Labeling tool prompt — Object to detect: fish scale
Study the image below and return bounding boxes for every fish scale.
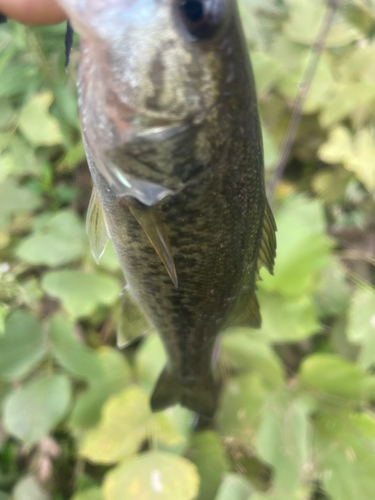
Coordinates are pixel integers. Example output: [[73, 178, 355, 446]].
[[57, 0, 276, 416]]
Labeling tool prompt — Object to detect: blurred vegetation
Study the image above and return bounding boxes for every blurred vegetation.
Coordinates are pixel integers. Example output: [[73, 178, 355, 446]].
[[1, 0, 375, 499]]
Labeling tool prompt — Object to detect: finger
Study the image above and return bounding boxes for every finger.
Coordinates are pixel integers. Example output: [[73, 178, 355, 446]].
[[0, 0, 66, 25]]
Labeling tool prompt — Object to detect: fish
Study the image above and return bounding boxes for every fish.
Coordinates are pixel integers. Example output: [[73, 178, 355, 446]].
[[57, 0, 276, 417]]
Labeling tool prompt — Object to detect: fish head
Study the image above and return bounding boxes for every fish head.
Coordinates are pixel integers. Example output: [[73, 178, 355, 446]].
[[58, 0, 243, 205]]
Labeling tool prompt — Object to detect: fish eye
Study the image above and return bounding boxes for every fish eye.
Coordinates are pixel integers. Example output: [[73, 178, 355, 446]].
[[177, 0, 227, 40]]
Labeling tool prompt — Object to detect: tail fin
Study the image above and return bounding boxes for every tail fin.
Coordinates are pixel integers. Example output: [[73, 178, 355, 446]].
[[150, 367, 217, 417]]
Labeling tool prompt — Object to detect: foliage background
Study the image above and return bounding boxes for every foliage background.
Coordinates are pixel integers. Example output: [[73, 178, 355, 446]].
[[1, 0, 375, 498]]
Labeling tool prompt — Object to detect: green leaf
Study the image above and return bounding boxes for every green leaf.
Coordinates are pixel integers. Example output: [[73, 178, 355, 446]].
[[135, 333, 167, 394], [80, 386, 185, 464], [260, 197, 332, 296], [4, 374, 71, 446], [0, 176, 42, 229], [258, 290, 319, 342], [252, 52, 283, 96], [314, 411, 375, 500], [0, 304, 9, 336], [188, 431, 229, 500], [347, 288, 375, 369], [251, 493, 306, 500], [217, 374, 271, 448], [256, 393, 310, 491], [319, 83, 375, 128], [103, 451, 199, 500], [0, 492, 8, 500], [215, 473, 255, 500], [0, 311, 46, 380], [13, 475, 50, 500], [298, 354, 367, 403], [319, 127, 375, 192], [318, 126, 353, 165], [71, 488, 103, 500], [70, 347, 131, 429], [42, 270, 121, 319], [220, 329, 285, 387], [49, 314, 103, 381], [284, 0, 360, 47], [18, 92, 64, 146], [346, 128, 375, 192], [16, 211, 86, 266], [97, 240, 121, 271], [79, 386, 153, 463], [313, 260, 351, 318]]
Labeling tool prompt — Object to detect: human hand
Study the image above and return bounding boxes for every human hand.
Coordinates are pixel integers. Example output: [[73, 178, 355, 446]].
[[0, 0, 66, 25]]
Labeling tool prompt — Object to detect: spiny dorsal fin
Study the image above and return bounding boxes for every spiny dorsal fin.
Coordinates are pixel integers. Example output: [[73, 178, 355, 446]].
[[117, 286, 151, 348], [86, 187, 109, 264], [257, 201, 277, 275], [124, 197, 178, 288]]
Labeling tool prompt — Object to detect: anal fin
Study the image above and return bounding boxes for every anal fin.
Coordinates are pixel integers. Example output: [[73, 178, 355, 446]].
[[117, 286, 151, 348], [86, 187, 109, 264], [123, 197, 178, 288]]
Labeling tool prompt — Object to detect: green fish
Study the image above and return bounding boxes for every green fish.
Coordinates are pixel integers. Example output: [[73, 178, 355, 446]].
[[58, 0, 276, 417]]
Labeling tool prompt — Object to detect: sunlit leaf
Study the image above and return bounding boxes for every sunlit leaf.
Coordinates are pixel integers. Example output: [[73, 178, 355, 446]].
[[71, 488, 103, 500], [79, 387, 155, 463], [18, 92, 64, 146], [103, 451, 199, 500], [70, 347, 131, 429]]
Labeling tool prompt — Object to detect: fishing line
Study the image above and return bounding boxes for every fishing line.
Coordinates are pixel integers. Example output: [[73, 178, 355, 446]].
[[267, 0, 341, 201]]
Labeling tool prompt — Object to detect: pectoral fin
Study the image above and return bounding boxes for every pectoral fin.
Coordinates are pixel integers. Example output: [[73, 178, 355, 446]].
[[124, 197, 178, 288], [117, 286, 151, 348], [86, 187, 109, 264]]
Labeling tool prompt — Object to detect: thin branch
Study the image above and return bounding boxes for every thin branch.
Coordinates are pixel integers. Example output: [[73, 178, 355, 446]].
[[267, 0, 341, 200]]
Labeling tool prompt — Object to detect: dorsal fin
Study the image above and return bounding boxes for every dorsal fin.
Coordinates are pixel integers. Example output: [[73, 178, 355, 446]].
[[123, 197, 178, 288], [117, 286, 151, 348], [257, 200, 277, 275], [86, 187, 109, 264], [229, 200, 276, 330], [234, 291, 261, 329]]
